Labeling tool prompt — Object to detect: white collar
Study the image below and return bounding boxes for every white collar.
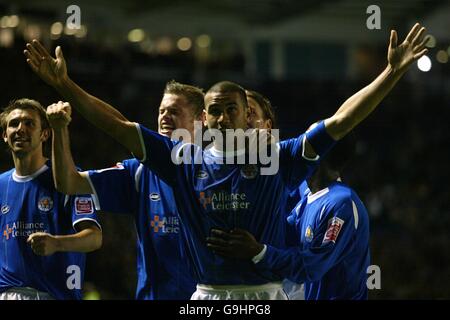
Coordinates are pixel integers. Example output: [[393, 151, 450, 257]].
[[209, 146, 246, 158], [307, 187, 330, 204], [13, 164, 49, 182]]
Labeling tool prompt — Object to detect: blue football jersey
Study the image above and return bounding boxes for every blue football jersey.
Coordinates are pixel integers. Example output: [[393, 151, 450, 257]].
[[135, 123, 334, 285], [0, 161, 100, 300], [87, 159, 196, 300], [258, 181, 370, 300]]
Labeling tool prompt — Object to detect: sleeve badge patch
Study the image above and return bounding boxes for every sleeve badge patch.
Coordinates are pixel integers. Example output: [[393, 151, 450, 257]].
[[75, 197, 94, 215], [322, 216, 345, 244]]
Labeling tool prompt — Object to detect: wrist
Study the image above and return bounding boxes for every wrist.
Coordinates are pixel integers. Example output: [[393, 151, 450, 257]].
[[53, 235, 63, 252], [50, 124, 70, 131], [55, 75, 71, 93], [386, 63, 408, 77]]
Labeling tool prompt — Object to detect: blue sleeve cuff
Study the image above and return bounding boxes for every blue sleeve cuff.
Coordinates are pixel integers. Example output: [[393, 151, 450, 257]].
[[304, 120, 336, 159], [252, 244, 268, 264]]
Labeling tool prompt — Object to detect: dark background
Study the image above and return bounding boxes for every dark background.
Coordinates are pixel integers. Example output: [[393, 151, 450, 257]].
[[0, 0, 449, 299]]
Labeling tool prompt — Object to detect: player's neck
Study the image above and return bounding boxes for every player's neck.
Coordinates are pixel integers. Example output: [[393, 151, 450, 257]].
[[308, 168, 340, 194], [12, 151, 48, 176]]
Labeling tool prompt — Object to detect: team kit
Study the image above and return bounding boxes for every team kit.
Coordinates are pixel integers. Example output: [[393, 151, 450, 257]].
[[0, 23, 430, 300]]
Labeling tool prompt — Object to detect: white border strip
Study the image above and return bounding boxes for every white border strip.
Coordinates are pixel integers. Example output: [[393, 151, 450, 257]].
[[134, 123, 147, 162], [81, 172, 101, 211], [73, 217, 102, 232], [352, 200, 359, 229], [302, 136, 320, 161]]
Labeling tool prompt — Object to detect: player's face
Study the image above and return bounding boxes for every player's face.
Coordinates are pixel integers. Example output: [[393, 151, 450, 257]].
[[158, 93, 196, 139], [2, 108, 48, 157], [247, 96, 272, 130], [205, 91, 249, 131]]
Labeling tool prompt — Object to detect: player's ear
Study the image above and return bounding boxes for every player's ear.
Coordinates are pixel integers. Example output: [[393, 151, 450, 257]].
[[40, 128, 51, 142], [202, 109, 208, 127], [266, 119, 273, 130], [2, 130, 7, 144]]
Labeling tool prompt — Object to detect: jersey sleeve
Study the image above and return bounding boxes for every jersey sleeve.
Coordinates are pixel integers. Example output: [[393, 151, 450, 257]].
[[68, 194, 102, 232], [278, 122, 335, 191], [86, 160, 137, 215], [256, 197, 357, 283], [135, 123, 178, 185]]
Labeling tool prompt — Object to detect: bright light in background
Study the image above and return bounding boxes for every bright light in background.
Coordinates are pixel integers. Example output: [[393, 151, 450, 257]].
[[436, 50, 448, 64], [51, 22, 63, 35], [75, 25, 88, 38], [24, 24, 41, 41], [128, 29, 145, 42], [0, 28, 14, 47], [64, 25, 77, 36], [139, 39, 154, 54], [417, 55, 432, 72], [425, 35, 436, 48], [196, 34, 211, 48], [1, 15, 20, 28], [156, 37, 173, 54], [8, 15, 19, 28], [1, 16, 10, 28], [177, 37, 192, 51]]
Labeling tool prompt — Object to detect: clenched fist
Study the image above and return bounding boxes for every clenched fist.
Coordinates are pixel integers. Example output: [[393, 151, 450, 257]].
[[47, 101, 72, 129], [27, 232, 60, 256]]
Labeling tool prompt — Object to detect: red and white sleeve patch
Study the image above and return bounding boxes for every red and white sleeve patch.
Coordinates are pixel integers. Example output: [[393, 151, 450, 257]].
[[75, 197, 94, 215], [322, 217, 345, 244]]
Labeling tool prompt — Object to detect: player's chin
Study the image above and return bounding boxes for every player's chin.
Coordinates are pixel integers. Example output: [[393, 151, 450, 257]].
[[159, 129, 173, 138]]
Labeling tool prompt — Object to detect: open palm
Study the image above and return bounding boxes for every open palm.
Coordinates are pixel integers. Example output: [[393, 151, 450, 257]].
[[388, 23, 429, 72], [24, 40, 68, 87]]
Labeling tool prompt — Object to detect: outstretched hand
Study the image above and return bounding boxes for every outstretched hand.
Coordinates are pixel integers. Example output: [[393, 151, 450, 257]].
[[24, 39, 68, 87], [388, 23, 430, 72], [206, 228, 264, 260]]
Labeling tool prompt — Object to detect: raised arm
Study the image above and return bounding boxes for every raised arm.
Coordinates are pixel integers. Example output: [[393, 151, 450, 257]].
[[323, 23, 429, 141], [24, 40, 143, 159], [47, 101, 92, 195]]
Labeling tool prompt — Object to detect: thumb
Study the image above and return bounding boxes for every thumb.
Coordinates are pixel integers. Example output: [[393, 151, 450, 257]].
[[389, 30, 397, 49], [55, 46, 65, 61]]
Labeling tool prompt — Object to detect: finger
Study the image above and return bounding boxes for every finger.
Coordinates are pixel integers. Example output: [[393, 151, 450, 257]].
[[32, 39, 52, 59], [405, 23, 421, 43], [412, 27, 426, 46], [206, 244, 233, 257], [230, 228, 250, 237], [206, 236, 230, 247], [26, 58, 40, 73], [26, 43, 42, 60], [389, 30, 397, 49], [415, 35, 431, 51], [210, 229, 231, 240], [413, 48, 428, 60], [24, 50, 40, 66]]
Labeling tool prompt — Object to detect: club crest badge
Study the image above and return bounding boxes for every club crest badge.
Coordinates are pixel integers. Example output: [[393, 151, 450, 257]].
[[305, 225, 314, 242], [38, 197, 53, 212], [1, 205, 10, 215]]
